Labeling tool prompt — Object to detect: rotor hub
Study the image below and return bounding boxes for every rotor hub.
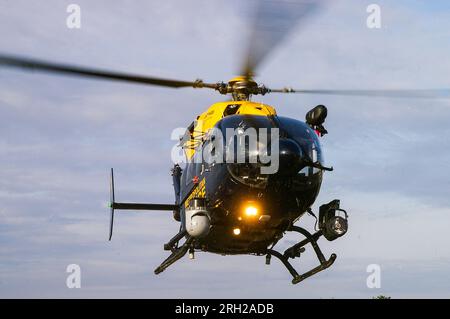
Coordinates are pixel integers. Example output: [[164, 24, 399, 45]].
[[230, 76, 257, 101], [215, 76, 269, 101]]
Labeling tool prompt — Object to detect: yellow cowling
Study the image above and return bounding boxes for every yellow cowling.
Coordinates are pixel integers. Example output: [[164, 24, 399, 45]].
[[183, 100, 277, 159]]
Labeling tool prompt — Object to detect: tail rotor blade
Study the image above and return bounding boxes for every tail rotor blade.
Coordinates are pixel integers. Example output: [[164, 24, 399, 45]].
[[109, 168, 115, 241]]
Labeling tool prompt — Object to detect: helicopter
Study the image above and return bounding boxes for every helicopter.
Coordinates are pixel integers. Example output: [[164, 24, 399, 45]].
[[1, 0, 449, 285]]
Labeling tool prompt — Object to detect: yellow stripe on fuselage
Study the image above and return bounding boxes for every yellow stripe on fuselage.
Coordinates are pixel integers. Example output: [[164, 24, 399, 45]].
[[184, 178, 206, 208]]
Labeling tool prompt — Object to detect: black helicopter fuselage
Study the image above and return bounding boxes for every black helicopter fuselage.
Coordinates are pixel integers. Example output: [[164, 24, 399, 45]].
[[178, 115, 324, 255], [108, 104, 346, 283]]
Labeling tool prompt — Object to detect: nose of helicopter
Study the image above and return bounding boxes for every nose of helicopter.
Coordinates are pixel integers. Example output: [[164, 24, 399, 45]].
[[276, 138, 304, 175]]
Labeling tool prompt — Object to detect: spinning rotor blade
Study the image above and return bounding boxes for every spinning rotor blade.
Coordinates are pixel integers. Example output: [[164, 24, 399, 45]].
[[267, 88, 450, 99], [241, 0, 323, 78], [0, 54, 217, 89]]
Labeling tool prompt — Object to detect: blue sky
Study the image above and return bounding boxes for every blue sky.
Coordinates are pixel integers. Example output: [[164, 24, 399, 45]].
[[1, 0, 450, 298]]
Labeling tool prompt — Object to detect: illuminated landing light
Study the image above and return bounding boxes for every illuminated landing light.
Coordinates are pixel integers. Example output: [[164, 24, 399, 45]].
[[233, 228, 241, 236], [245, 206, 258, 217]]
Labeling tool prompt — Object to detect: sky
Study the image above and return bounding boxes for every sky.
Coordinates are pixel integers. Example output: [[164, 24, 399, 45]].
[[0, 0, 450, 298]]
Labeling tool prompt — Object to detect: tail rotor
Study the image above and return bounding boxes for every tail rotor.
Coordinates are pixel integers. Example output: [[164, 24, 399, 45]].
[[109, 168, 115, 241]]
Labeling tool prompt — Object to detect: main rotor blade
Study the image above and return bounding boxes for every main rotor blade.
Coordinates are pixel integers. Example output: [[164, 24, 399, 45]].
[[241, 0, 323, 78], [0, 54, 217, 89], [268, 88, 450, 99]]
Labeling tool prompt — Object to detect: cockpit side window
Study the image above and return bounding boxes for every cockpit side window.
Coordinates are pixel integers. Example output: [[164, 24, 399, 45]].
[[277, 116, 324, 165]]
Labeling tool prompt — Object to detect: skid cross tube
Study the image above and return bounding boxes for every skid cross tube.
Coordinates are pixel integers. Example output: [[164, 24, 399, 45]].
[[154, 236, 194, 275], [284, 226, 326, 263], [265, 225, 337, 285], [266, 249, 300, 279], [163, 230, 188, 252]]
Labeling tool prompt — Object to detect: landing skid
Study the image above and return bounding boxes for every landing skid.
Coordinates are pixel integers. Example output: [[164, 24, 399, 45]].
[[265, 226, 336, 285], [155, 226, 337, 284], [154, 200, 347, 282], [154, 233, 193, 275]]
